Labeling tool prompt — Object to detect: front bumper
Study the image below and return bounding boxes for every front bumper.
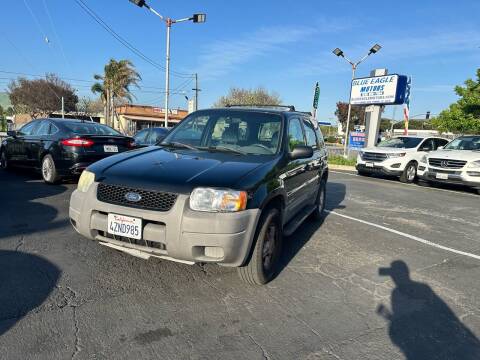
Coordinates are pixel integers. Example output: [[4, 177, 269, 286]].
[[356, 163, 403, 176], [356, 155, 408, 176], [417, 166, 480, 189], [69, 182, 261, 267]]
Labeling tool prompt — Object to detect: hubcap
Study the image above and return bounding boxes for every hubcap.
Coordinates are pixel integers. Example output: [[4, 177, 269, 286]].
[[262, 224, 277, 271], [42, 158, 53, 180], [318, 186, 325, 212], [407, 165, 416, 181]]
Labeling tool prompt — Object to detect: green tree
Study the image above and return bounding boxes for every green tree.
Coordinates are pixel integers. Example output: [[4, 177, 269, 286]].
[[432, 69, 480, 134], [8, 74, 78, 118], [92, 59, 141, 127], [214, 87, 281, 107], [335, 102, 366, 132]]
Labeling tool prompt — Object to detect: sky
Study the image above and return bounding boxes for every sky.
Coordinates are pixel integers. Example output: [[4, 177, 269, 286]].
[[0, 0, 479, 123]]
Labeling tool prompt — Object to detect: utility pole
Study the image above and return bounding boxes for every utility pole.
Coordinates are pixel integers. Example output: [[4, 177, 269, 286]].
[[192, 73, 201, 111], [61, 96, 65, 119]]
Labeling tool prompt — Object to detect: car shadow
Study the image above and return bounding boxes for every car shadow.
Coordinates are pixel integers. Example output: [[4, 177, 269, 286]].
[[276, 181, 346, 277], [377, 260, 480, 360], [0, 170, 70, 240], [0, 250, 61, 336]]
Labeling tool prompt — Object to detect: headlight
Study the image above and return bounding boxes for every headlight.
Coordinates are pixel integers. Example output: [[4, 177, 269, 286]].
[[467, 160, 480, 168], [190, 188, 247, 212], [77, 170, 95, 193], [420, 155, 428, 163], [388, 152, 406, 158]]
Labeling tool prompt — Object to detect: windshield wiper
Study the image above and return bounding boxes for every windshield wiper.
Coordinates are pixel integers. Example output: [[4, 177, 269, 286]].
[[160, 141, 199, 151], [206, 146, 247, 155]]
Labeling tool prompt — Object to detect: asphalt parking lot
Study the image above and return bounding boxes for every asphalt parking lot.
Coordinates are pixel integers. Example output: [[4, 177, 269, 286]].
[[1, 169, 479, 360]]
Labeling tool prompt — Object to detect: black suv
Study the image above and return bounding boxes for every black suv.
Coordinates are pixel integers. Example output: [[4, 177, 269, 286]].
[[69, 106, 328, 284]]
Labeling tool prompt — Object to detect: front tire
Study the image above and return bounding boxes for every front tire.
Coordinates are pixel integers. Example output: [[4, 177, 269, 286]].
[[41, 154, 61, 184], [400, 162, 417, 183], [237, 208, 283, 285]]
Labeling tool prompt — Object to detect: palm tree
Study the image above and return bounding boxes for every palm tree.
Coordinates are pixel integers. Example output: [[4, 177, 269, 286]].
[[92, 59, 141, 127]]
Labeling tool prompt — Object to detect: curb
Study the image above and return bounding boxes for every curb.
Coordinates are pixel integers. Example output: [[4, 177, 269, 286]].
[[328, 164, 356, 171]]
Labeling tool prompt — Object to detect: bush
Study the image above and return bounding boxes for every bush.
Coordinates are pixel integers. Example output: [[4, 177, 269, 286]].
[[325, 136, 338, 144], [328, 154, 356, 166]]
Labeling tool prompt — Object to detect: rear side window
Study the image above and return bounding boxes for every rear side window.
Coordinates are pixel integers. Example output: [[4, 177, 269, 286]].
[[288, 118, 305, 151], [64, 122, 121, 136], [35, 121, 51, 136], [303, 119, 318, 149]]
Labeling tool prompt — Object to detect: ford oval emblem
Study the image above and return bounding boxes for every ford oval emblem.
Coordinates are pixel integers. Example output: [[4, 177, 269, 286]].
[[125, 192, 142, 202]]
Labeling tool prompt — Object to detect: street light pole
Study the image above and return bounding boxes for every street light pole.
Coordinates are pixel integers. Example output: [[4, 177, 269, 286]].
[[332, 44, 381, 157], [128, 0, 206, 127], [164, 19, 171, 127]]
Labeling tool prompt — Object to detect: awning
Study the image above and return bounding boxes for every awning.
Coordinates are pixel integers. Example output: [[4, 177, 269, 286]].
[[122, 115, 181, 123]]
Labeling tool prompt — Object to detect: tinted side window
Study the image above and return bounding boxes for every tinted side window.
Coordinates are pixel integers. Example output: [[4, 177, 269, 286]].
[[134, 129, 150, 143], [303, 119, 318, 149], [288, 118, 305, 151], [35, 121, 51, 136], [420, 138, 435, 151], [434, 138, 448, 149], [18, 121, 39, 136]]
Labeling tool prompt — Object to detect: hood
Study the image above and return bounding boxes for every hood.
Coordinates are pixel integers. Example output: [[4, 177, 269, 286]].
[[361, 146, 416, 154], [88, 146, 269, 193], [427, 149, 480, 162]]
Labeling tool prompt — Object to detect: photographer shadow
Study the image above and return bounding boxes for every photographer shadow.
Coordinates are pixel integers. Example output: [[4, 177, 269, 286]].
[[377, 260, 480, 360], [0, 250, 60, 337]]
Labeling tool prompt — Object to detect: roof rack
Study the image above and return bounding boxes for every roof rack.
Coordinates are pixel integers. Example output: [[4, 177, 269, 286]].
[[225, 104, 296, 111]]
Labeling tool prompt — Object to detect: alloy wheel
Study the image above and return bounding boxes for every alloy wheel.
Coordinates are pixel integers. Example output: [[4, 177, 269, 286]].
[[42, 157, 53, 181], [407, 164, 416, 181]]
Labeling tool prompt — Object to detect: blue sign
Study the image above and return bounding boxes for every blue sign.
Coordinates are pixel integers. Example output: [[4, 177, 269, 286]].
[[349, 131, 365, 149]]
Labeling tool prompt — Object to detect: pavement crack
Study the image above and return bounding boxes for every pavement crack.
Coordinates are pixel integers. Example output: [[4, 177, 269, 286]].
[[56, 285, 82, 359], [247, 334, 271, 360], [71, 306, 81, 360], [15, 235, 24, 251]]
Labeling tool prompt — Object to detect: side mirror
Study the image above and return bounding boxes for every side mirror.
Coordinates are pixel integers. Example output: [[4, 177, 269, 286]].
[[437, 146, 444, 150], [289, 145, 313, 160], [7, 130, 17, 138]]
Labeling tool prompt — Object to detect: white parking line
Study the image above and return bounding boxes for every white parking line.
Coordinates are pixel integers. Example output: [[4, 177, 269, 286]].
[[329, 170, 479, 197], [325, 210, 480, 261]]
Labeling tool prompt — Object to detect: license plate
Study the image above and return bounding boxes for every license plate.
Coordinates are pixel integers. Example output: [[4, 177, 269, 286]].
[[107, 214, 142, 240], [366, 162, 374, 168], [436, 173, 448, 180], [104, 145, 118, 153]]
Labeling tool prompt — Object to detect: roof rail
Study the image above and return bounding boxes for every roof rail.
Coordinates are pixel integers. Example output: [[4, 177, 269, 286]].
[[225, 104, 296, 111]]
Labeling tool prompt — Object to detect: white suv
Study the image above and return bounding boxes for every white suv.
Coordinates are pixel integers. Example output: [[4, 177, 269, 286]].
[[356, 136, 449, 183], [417, 135, 480, 194]]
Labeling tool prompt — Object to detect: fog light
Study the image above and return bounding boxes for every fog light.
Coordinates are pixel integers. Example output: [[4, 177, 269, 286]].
[[418, 166, 426, 171], [467, 171, 480, 177], [204, 246, 224, 259], [391, 163, 401, 168]]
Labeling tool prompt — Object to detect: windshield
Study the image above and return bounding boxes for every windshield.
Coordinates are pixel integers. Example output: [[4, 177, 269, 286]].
[[444, 136, 480, 150], [377, 137, 423, 149], [161, 110, 283, 155], [64, 122, 121, 136]]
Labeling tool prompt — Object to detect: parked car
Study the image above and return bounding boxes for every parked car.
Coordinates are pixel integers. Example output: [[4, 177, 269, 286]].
[[133, 127, 170, 147], [356, 136, 449, 183], [417, 135, 480, 194], [69, 106, 328, 285], [0, 118, 135, 183]]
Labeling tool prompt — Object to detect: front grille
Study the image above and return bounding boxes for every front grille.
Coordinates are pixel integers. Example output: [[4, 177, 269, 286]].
[[97, 183, 177, 211], [428, 158, 467, 169], [362, 152, 388, 162]]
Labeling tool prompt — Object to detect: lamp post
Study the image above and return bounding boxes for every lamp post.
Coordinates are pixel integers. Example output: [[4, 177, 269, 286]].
[[332, 44, 382, 157], [128, 0, 206, 127]]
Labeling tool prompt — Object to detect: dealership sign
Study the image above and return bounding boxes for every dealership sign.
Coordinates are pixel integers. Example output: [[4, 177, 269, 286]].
[[350, 74, 408, 105]]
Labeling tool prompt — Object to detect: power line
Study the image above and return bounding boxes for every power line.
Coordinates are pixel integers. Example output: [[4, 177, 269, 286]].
[[73, 0, 194, 79]]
